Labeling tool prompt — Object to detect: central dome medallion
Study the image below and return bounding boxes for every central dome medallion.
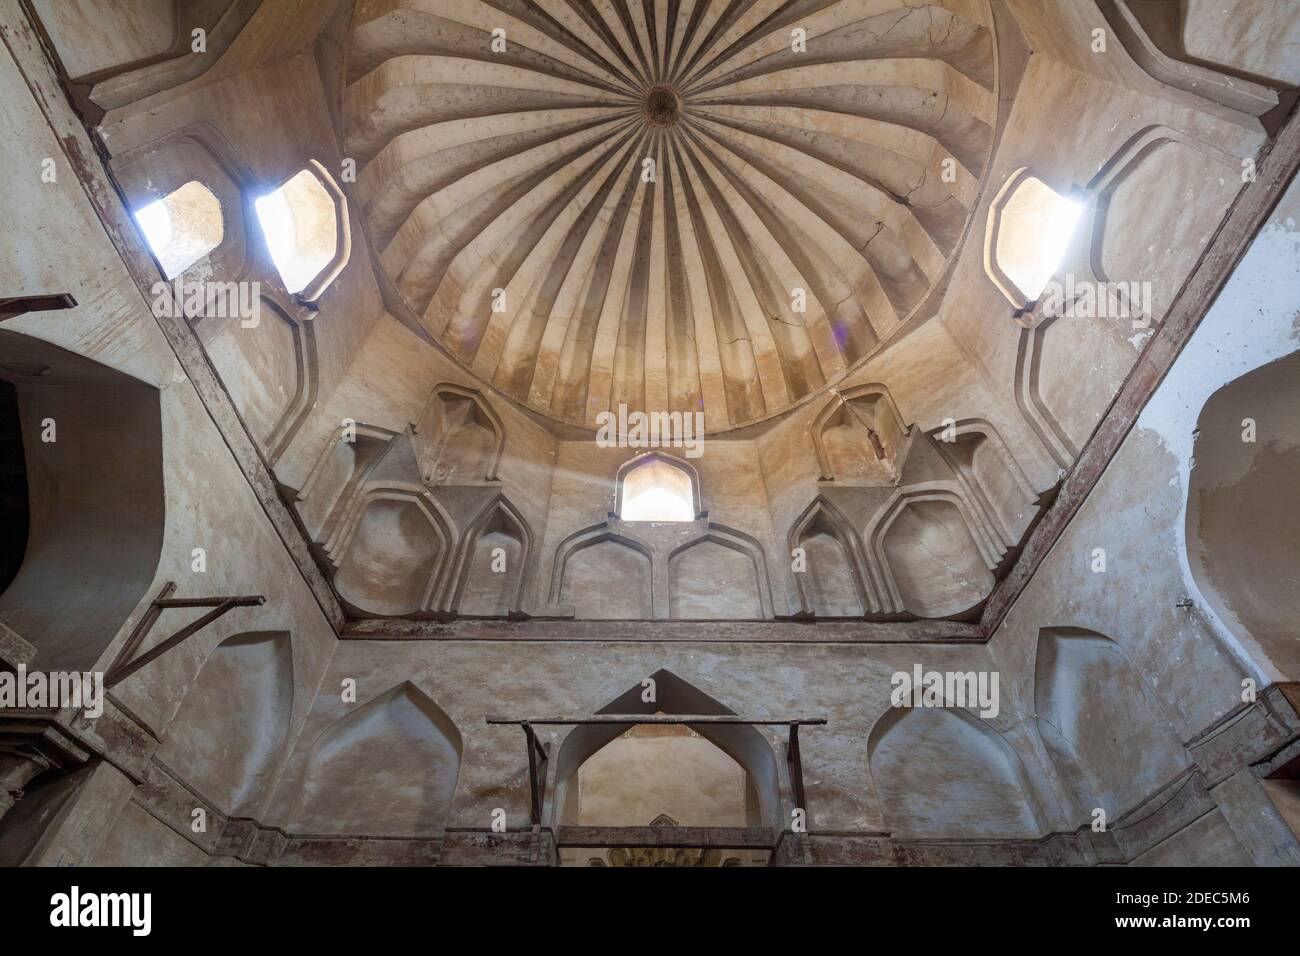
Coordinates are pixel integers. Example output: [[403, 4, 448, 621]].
[[345, 1, 997, 432], [642, 84, 681, 128]]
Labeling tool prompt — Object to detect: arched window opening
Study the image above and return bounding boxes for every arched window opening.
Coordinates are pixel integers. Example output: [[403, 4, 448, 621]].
[[255, 165, 348, 298], [618, 456, 695, 522], [133, 180, 223, 278], [551, 670, 780, 867], [986, 170, 1083, 305]]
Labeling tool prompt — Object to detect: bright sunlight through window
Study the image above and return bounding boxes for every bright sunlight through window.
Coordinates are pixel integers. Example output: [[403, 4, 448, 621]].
[[134, 180, 223, 279], [255, 168, 339, 295], [620, 458, 695, 522], [992, 175, 1083, 303]]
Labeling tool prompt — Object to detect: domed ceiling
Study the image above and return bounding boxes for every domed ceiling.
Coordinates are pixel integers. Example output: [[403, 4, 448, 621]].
[[344, 0, 997, 432]]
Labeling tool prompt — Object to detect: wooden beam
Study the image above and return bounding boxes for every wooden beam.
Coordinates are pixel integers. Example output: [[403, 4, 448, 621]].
[[346, 617, 982, 644], [557, 825, 772, 850]]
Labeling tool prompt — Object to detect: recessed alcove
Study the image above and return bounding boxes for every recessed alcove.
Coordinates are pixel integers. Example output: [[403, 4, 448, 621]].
[[669, 538, 764, 619], [868, 705, 1042, 839], [879, 498, 994, 619], [449, 497, 529, 616], [156, 631, 294, 816], [288, 683, 462, 837], [1186, 351, 1300, 676], [419, 385, 504, 484], [552, 669, 781, 860], [0, 332, 165, 672], [555, 534, 652, 620], [1033, 627, 1188, 820], [791, 499, 866, 617], [560, 721, 763, 867], [333, 494, 447, 617]]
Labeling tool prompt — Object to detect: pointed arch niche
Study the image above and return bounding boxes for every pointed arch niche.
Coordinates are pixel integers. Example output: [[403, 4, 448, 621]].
[[552, 670, 781, 838], [445, 494, 531, 616], [929, 419, 1039, 550], [668, 528, 773, 620], [789, 497, 871, 617], [295, 422, 398, 543], [550, 528, 653, 620], [868, 705, 1043, 839], [288, 683, 462, 837], [867, 490, 997, 619]]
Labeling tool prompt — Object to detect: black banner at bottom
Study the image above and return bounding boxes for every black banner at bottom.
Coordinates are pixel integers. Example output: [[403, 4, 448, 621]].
[[0, 865, 1283, 942]]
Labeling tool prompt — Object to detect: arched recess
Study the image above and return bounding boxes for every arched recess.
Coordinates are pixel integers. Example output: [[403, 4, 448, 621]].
[[812, 384, 910, 482], [0, 331, 164, 671], [332, 487, 452, 617], [613, 452, 703, 520], [1185, 350, 1300, 677], [1033, 627, 1188, 820], [445, 494, 531, 616], [0, 762, 96, 866], [155, 631, 293, 816], [566, 724, 762, 859], [552, 669, 781, 832], [668, 526, 773, 620], [549, 526, 653, 620], [1090, 128, 1241, 326], [289, 683, 462, 837], [295, 422, 398, 543], [865, 488, 998, 619], [928, 419, 1038, 550], [418, 383, 505, 484], [788, 496, 874, 617], [867, 704, 1043, 839]]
